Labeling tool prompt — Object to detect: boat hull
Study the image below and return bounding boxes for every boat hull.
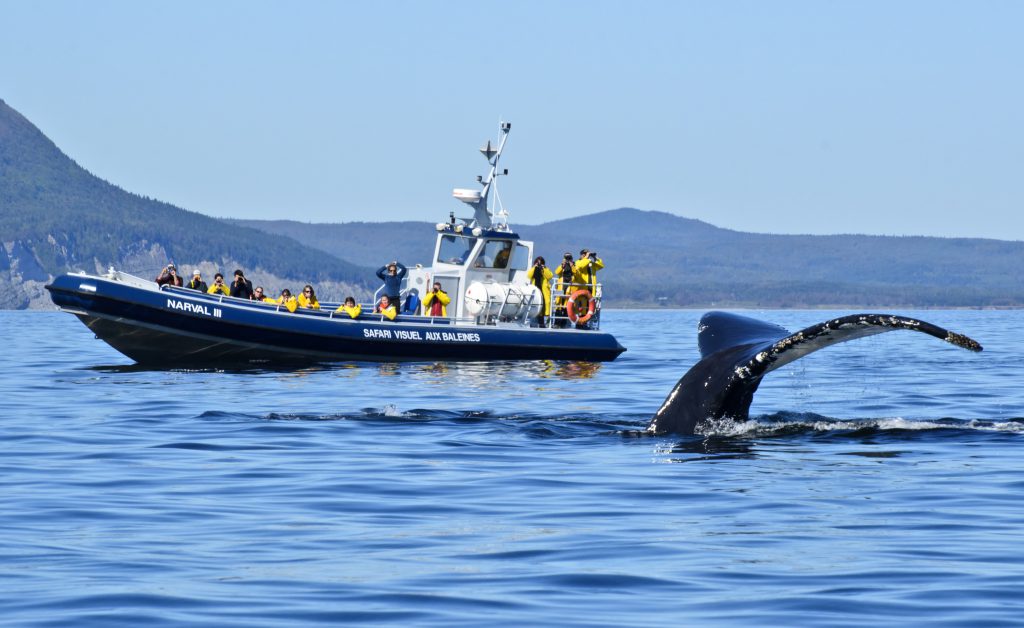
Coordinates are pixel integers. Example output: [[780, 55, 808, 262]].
[[46, 273, 626, 365]]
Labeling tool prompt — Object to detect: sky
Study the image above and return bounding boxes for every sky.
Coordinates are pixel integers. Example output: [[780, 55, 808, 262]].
[[2, 1, 1021, 239]]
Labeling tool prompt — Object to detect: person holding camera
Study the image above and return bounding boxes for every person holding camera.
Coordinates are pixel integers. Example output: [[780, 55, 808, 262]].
[[207, 273, 230, 296], [551, 252, 576, 327], [574, 249, 604, 295], [376, 260, 408, 306], [526, 256, 553, 327], [422, 281, 451, 317], [155, 263, 183, 287], [187, 269, 208, 292], [230, 269, 254, 300]]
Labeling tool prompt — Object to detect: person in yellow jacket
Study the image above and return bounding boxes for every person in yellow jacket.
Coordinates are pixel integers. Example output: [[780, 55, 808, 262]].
[[569, 249, 604, 327], [207, 273, 230, 296], [335, 296, 362, 319], [275, 288, 298, 313], [573, 249, 604, 295], [526, 256, 553, 327], [375, 295, 397, 320], [422, 281, 451, 317], [297, 285, 320, 309]]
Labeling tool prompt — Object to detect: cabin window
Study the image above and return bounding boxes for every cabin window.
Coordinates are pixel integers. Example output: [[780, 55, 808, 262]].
[[475, 240, 514, 269], [437, 235, 477, 266], [510, 243, 530, 270]]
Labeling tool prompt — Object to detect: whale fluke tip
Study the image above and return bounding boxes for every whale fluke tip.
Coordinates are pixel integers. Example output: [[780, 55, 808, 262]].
[[946, 331, 983, 352]]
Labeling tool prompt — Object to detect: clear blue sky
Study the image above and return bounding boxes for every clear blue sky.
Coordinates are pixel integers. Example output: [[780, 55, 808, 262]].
[[3, 1, 1021, 239]]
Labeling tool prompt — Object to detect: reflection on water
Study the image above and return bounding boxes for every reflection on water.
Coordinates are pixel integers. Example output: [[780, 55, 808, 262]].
[[89, 358, 603, 383], [655, 436, 758, 462]]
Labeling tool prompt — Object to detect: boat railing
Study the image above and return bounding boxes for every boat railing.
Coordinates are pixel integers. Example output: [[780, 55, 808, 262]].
[[545, 280, 603, 330], [163, 284, 481, 325]]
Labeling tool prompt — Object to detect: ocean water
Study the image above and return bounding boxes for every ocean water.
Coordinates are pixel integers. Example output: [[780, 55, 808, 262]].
[[1, 309, 1022, 627]]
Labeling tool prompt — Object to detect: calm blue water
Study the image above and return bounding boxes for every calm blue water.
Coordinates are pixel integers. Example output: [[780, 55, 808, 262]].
[[2, 309, 1022, 626]]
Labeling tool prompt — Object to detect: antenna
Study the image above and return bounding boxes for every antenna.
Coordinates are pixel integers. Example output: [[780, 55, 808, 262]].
[[452, 120, 512, 230]]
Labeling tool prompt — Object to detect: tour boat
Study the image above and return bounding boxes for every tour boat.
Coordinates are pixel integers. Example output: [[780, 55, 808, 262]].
[[46, 122, 626, 365]]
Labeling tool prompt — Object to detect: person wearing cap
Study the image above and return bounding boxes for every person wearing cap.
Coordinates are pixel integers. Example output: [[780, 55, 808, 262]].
[[207, 273, 230, 296], [155, 263, 183, 287], [573, 248, 604, 295], [229, 269, 254, 299], [375, 260, 407, 307], [187, 269, 208, 292], [570, 249, 604, 328]]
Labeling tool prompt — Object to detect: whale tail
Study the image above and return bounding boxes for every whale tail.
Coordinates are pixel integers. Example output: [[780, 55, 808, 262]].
[[647, 311, 983, 436]]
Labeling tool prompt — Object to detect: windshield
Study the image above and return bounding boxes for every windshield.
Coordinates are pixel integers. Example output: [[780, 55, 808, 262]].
[[436, 234, 477, 266], [473, 240, 516, 269]]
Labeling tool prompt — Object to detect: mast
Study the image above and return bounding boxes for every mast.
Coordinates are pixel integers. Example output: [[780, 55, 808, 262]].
[[452, 121, 511, 231]]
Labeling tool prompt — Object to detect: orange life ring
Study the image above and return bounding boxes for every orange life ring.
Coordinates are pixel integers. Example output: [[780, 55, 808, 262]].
[[566, 289, 595, 324]]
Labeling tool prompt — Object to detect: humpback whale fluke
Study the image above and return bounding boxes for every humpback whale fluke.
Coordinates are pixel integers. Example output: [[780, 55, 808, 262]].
[[647, 312, 983, 436]]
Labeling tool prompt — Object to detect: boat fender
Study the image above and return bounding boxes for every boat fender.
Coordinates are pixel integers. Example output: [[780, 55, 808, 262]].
[[566, 289, 595, 324]]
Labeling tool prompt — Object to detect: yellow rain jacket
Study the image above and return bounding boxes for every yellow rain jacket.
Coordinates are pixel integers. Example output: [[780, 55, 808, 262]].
[[422, 290, 451, 317], [335, 303, 362, 319], [276, 296, 298, 313], [207, 282, 230, 296], [574, 257, 604, 294], [527, 265, 553, 315], [297, 294, 320, 310]]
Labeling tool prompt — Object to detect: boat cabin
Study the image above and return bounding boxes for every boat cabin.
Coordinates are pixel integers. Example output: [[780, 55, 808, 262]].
[[403, 225, 534, 319]]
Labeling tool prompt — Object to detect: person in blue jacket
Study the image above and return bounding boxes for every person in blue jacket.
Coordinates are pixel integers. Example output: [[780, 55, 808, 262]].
[[376, 260, 407, 306]]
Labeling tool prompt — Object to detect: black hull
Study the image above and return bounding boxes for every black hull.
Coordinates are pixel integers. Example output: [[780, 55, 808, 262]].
[[47, 273, 626, 366]]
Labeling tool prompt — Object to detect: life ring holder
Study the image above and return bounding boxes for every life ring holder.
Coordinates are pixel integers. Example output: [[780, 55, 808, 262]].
[[566, 289, 596, 324]]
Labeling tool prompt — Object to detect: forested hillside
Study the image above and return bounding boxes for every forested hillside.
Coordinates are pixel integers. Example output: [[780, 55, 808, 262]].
[[232, 209, 1024, 308], [3, 95, 1022, 310], [0, 99, 371, 307]]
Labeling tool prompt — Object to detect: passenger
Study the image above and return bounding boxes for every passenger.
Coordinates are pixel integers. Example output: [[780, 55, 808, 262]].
[[187, 269, 208, 292], [230, 269, 254, 300], [492, 242, 512, 268], [276, 288, 298, 313], [155, 263, 183, 287], [570, 249, 604, 328], [526, 256, 552, 327], [335, 296, 362, 319], [553, 252, 575, 327], [207, 273, 230, 296], [402, 288, 421, 315], [375, 260, 407, 306], [252, 286, 271, 302], [297, 284, 320, 310], [574, 249, 604, 294], [422, 281, 450, 317], [375, 295, 397, 321]]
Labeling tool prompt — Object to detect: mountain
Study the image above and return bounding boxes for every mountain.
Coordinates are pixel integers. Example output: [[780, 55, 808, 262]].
[[4, 96, 1023, 310], [231, 208, 1024, 308], [0, 98, 371, 308]]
